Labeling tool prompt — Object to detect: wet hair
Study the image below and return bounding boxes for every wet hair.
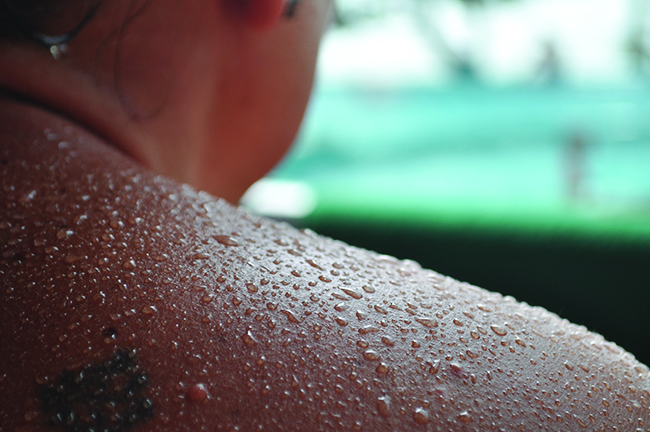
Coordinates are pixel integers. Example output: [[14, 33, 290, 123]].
[[0, 0, 101, 47]]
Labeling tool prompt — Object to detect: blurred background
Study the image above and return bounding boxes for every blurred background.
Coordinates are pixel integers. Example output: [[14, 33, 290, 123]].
[[242, 0, 650, 364]]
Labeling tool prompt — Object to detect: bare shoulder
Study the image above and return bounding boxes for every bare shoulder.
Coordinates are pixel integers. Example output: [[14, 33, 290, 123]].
[[2, 106, 649, 431]]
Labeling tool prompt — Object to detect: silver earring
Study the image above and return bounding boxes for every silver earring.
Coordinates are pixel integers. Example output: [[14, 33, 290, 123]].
[[49, 44, 68, 60], [2, 0, 101, 60]]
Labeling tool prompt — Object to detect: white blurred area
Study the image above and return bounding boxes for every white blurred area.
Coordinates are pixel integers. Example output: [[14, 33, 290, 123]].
[[318, 0, 641, 87], [241, 180, 317, 220]]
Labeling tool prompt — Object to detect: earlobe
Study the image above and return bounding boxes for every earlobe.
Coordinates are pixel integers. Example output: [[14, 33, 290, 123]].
[[242, 0, 285, 31]]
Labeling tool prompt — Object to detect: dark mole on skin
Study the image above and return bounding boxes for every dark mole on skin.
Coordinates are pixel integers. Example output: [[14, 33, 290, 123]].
[[39, 349, 154, 432]]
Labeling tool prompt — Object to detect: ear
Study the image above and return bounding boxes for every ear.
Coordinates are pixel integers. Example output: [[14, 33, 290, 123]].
[[241, 0, 286, 31]]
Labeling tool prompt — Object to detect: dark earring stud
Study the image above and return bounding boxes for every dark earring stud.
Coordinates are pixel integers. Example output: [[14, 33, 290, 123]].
[[284, 0, 300, 18]]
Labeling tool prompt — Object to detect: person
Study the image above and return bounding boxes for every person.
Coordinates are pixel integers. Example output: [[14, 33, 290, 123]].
[[0, 1, 648, 431]]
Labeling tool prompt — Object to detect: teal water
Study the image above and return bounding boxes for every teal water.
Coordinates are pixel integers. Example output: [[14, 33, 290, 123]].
[[270, 83, 650, 240]]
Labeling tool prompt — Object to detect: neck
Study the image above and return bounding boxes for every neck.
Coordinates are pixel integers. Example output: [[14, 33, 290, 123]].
[[0, 93, 117, 163], [0, 56, 150, 168]]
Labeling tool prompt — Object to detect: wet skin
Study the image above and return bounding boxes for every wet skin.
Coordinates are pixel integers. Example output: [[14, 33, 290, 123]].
[[2, 100, 650, 431]]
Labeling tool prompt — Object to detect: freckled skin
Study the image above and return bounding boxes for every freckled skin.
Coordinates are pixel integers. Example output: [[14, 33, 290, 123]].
[[2, 103, 650, 431]]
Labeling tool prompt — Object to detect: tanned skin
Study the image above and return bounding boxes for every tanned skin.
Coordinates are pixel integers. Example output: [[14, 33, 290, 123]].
[[2, 100, 649, 431], [1, 0, 650, 430]]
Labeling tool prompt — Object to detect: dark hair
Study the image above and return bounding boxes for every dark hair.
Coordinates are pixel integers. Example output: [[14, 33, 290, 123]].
[[0, 0, 101, 47]]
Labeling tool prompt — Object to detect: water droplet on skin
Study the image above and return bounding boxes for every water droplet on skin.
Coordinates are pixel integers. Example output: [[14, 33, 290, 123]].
[[374, 305, 388, 314], [336, 317, 348, 326], [359, 325, 379, 335], [413, 408, 429, 424], [103, 327, 117, 339], [377, 396, 391, 417], [193, 252, 210, 260], [381, 336, 395, 346], [109, 220, 124, 229], [453, 319, 463, 326], [243, 330, 258, 346], [214, 235, 240, 247], [341, 288, 362, 299], [576, 417, 588, 428], [141, 306, 156, 315], [457, 411, 473, 423], [187, 383, 208, 402], [247, 283, 258, 293], [477, 304, 492, 312], [280, 309, 301, 323], [64, 254, 85, 264], [56, 229, 74, 240], [490, 325, 507, 336], [376, 363, 389, 375], [415, 317, 438, 328], [515, 338, 527, 347], [363, 350, 381, 361], [362, 285, 375, 293], [24, 410, 38, 422], [334, 303, 348, 312], [450, 363, 467, 379], [306, 259, 324, 270]]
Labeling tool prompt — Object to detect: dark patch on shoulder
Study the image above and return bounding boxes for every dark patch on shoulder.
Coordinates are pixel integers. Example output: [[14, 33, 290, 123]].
[[9, 250, 26, 261], [39, 349, 154, 432]]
